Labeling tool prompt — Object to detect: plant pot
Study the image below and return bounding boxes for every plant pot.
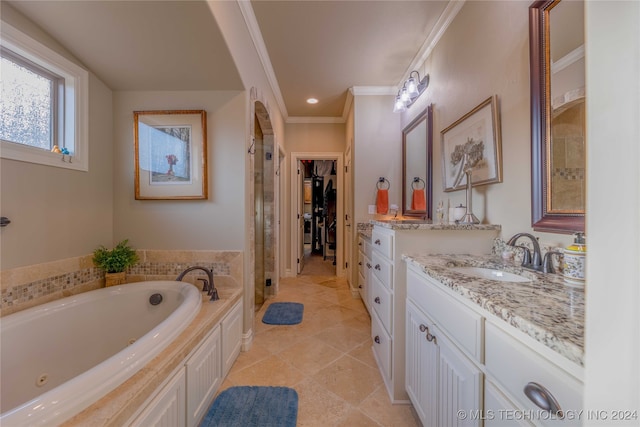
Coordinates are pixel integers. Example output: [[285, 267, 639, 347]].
[[105, 272, 126, 287]]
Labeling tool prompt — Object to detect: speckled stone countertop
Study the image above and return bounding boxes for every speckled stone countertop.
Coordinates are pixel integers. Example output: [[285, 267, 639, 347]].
[[62, 277, 243, 427], [371, 219, 502, 231], [357, 222, 372, 240], [403, 253, 585, 367]]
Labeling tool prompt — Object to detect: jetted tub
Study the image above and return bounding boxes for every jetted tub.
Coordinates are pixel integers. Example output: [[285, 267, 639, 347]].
[[0, 281, 202, 426]]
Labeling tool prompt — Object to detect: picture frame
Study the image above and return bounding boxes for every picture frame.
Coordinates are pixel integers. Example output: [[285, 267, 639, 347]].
[[441, 95, 502, 192], [134, 110, 208, 200]]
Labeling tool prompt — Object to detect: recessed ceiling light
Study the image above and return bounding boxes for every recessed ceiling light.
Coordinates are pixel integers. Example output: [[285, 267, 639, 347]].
[[306, 98, 318, 104]]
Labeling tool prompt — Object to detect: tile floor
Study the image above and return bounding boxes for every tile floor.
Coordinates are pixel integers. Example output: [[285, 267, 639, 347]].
[[219, 254, 421, 426]]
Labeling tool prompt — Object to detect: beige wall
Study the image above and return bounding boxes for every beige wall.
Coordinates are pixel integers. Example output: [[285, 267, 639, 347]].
[[112, 90, 246, 250], [0, 4, 114, 270], [402, 0, 572, 247], [353, 95, 402, 224]]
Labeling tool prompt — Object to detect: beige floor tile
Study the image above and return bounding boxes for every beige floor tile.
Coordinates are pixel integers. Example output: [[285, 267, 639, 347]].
[[294, 378, 352, 427], [358, 386, 421, 427], [230, 340, 272, 371], [314, 324, 371, 353], [227, 354, 306, 387], [252, 324, 306, 354], [335, 408, 381, 427], [348, 341, 378, 369], [312, 355, 382, 405], [278, 336, 343, 375]]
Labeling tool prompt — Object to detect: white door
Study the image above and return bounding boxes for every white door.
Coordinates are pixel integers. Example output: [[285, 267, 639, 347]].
[[297, 161, 305, 274]]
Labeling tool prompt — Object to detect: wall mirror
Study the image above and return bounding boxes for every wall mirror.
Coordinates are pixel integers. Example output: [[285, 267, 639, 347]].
[[402, 105, 433, 219], [530, 0, 585, 233]]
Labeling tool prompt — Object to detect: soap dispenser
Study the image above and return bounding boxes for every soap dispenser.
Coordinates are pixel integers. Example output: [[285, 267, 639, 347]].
[[563, 232, 586, 287]]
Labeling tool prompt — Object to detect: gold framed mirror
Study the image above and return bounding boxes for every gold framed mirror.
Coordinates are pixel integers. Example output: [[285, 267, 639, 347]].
[[402, 105, 433, 219], [529, 0, 585, 233]]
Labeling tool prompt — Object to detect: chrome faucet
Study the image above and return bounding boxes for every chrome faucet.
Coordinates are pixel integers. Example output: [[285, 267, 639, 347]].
[[176, 266, 219, 301], [506, 233, 543, 272]]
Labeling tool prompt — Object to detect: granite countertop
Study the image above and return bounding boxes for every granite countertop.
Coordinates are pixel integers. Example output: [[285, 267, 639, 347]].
[[357, 223, 372, 240], [403, 253, 585, 367], [371, 219, 501, 231], [62, 277, 243, 427]]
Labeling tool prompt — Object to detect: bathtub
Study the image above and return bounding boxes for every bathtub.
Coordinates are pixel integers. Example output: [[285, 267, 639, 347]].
[[0, 281, 202, 426]]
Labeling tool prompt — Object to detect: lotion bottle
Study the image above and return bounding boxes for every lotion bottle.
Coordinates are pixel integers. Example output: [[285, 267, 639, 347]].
[[563, 232, 586, 287]]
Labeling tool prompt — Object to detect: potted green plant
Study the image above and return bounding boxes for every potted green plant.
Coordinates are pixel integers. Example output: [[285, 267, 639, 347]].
[[93, 239, 139, 287]]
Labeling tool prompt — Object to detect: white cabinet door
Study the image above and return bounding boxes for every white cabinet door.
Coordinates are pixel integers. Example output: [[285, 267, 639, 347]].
[[222, 300, 243, 377], [130, 368, 186, 427], [186, 325, 221, 427], [406, 300, 438, 427], [434, 323, 483, 427]]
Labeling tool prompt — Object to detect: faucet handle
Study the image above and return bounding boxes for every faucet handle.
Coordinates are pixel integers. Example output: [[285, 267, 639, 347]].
[[196, 278, 210, 292], [516, 245, 532, 266], [542, 251, 563, 274]]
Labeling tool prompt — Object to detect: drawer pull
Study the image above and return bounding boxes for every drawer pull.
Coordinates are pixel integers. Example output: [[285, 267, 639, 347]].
[[366, 262, 372, 269], [419, 324, 428, 332], [426, 331, 437, 344], [358, 285, 362, 289], [374, 335, 381, 344], [374, 297, 381, 304], [358, 261, 362, 266], [523, 382, 564, 419], [374, 264, 381, 270], [374, 239, 381, 245], [358, 242, 362, 246]]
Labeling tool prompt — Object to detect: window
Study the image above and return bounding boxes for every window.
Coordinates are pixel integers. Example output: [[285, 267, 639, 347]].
[[0, 22, 88, 171]]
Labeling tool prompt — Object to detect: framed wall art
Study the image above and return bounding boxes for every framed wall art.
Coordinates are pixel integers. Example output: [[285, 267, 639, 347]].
[[441, 95, 502, 192], [134, 110, 208, 200]]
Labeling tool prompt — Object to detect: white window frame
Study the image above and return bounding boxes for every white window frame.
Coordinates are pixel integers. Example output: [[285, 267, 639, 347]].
[[1, 22, 89, 171]]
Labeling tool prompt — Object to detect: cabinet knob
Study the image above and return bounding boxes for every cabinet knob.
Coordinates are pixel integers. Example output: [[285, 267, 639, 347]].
[[358, 242, 362, 246], [374, 264, 381, 270], [366, 263, 372, 269], [358, 285, 362, 289], [523, 382, 564, 419], [374, 297, 381, 304], [358, 261, 362, 266], [374, 239, 381, 245], [374, 336, 381, 344]]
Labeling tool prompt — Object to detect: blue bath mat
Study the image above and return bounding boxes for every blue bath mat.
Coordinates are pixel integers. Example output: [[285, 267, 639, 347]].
[[200, 386, 298, 427], [262, 302, 304, 325]]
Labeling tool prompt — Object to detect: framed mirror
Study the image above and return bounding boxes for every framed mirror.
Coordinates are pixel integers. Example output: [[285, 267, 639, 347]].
[[402, 105, 433, 219], [529, 0, 585, 233]]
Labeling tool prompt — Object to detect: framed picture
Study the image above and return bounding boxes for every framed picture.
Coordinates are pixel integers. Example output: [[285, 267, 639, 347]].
[[134, 110, 208, 200], [441, 95, 502, 192]]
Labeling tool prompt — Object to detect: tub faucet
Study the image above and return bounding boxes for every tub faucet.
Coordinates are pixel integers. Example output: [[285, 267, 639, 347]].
[[176, 266, 219, 301], [507, 233, 543, 272]]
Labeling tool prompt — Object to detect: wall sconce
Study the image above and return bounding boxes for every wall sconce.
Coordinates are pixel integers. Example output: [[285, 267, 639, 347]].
[[393, 71, 430, 113]]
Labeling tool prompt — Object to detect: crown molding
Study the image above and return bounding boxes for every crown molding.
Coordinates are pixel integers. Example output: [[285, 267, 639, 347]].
[[400, 0, 466, 86], [286, 116, 345, 124], [237, 0, 289, 120]]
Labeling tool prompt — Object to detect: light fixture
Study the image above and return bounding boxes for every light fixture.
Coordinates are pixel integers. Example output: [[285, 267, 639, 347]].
[[392, 71, 429, 112], [306, 98, 318, 104]]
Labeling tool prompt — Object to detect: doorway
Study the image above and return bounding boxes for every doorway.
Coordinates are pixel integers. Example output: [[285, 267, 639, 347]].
[[290, 152, 344, 278]]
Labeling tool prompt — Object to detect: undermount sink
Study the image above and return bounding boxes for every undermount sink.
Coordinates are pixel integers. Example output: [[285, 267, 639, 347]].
[[449, 266, 532, 283]]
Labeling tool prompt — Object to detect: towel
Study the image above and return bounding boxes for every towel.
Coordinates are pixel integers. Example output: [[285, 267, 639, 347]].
[[376, 189, 389, 214], [411, 188, 426, 210]]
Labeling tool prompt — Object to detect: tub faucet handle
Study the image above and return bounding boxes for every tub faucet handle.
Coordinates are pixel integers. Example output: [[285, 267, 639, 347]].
[[196, 278, 210, 292]]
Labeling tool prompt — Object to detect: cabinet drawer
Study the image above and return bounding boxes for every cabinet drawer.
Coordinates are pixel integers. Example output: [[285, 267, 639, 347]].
[[485, 322, 583, 424], [371, 274, 393, 334], [371, 251, 393, 290], [407, 268, 483, 362], [371, 228, 393, 259], [371, 313, 392, 383]]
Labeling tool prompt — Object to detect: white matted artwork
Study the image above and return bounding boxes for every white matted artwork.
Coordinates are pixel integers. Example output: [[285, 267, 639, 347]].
[[134, 110, 208, 200], [441, 96, 502, 192]]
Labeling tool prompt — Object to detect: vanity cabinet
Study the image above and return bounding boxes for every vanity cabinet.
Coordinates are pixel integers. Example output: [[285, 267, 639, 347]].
[[357, 235, 372, 313], [129, 299, 243, 427], [406, 270, 483, 427], [369, 224, 498, 403], [405, 262, 583, 427]]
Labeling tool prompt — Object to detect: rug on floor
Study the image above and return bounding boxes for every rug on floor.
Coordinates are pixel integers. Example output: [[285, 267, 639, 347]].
[[200, 386, 298, 427], [262, 302, 304, 325]]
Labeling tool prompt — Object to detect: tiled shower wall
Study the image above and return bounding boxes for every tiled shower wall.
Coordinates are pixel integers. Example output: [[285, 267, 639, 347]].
[[0, 250, 242, 316]]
